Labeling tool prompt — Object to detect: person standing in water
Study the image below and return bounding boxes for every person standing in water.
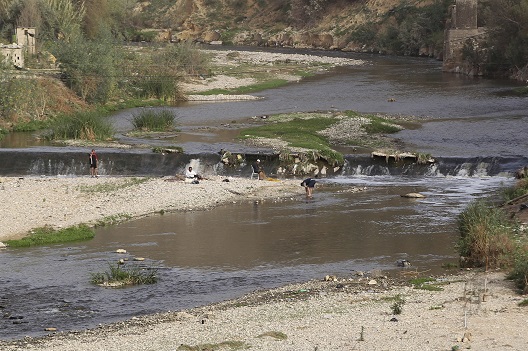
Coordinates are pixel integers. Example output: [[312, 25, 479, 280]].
[[301, 177, 316, 197], [89, 149, 98, 178]]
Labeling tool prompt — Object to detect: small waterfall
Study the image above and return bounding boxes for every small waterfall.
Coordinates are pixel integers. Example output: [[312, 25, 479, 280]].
[[343, 155, 527, 177], [0, 149, 525, 178]]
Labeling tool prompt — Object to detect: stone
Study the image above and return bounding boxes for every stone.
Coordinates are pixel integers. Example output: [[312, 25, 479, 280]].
[[133, 257, 145, 261], [116, 249, 127, 254], [368, 279, 377, 285], [401, 193, 426, 198]]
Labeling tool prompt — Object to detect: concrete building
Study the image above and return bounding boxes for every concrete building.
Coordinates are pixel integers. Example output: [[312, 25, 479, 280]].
[[0, 43, 24, 68], [16, 27, 36, 55]]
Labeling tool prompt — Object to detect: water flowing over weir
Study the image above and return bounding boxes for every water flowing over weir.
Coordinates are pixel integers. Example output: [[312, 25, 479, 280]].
[[0, 148, 525, 177], [2, 48, 528, 341]]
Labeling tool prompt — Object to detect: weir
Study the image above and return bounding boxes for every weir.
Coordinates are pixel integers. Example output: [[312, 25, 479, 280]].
[[0, 148, 524, 178]]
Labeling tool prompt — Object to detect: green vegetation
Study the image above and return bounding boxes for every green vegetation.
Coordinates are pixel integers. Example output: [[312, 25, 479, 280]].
[[152, 146, 183, 154], [79, 177, 149, 193], [197, 79, 290, 95], [349, 0, 451, 56], [479, 0, 528, 80], [177, 341, 248, 351], [132, 109, 177, 132], [457, 178, 528, 293], [5, 225, 94, 247], [410, 277, 444, 291], [90, 263, 158, 287], [390, 294, 405, 315], [95, 214, 133, 227], [239, 112, 343, 166], [457, 199, 516, 269], [257, 331, 288, 340], [46, 110, 114, 141]]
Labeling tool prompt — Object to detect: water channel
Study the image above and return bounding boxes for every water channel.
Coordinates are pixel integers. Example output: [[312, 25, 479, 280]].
[[1, 47, 527, 340]]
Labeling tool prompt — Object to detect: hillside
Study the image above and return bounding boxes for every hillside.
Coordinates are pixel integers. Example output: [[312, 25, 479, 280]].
[[135, 0, 443, 57]]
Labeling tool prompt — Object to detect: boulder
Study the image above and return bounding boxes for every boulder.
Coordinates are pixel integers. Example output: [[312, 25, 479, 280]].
[[401, 193, 426, 198]]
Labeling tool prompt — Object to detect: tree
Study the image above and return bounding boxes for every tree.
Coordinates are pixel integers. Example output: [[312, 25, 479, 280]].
[[481, 0, 528, 77]]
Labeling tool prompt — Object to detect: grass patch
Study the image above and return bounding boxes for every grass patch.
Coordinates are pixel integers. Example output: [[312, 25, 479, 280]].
[[131, 109, 178, 132], [90, 263, 158, 287], [46, 110, 114, 141], [5, 225, 94, 247], [410, 277, 444, 291], [79, 177, 149, 193], [239, 113, 344, 165], [95, 213, 133, 227], [177, 341, 248, 351], [197, 78, 290, 95], [152, 146, 183, 153], [257, 331, 288, 340], [518, 298, 528, 306], [512, 86, 528, 96], [343, 111, 403, 135]]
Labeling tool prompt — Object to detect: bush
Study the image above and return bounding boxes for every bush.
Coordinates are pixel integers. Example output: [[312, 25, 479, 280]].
[[91, 263, 158, 287], [457, 199, 516, 269], [132, 109, 177, 131], [508, 248, 528, 294], [50, 36, 123, 104], [47, 110, 114, 140]]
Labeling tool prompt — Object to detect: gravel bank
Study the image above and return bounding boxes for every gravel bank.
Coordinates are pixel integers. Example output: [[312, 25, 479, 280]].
[[0, 175, 300, 241], [1, 271, 526, 350]]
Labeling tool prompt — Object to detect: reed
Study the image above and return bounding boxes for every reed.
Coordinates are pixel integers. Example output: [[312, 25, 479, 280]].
[[132, 109, 177, 132], [90, 263, 158, 287], [47, 111, 114, 141]]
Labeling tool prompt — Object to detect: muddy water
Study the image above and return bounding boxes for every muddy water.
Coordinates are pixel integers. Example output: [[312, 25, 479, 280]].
[[0, 175, 513, 340], [1, 48, 527, 340]]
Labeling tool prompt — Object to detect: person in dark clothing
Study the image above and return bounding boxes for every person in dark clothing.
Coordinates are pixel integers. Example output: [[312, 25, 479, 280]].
[[301, 177, 316, 197], [89, 149, 98, 178]]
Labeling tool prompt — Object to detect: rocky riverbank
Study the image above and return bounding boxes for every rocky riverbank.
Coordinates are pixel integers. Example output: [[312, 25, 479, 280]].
[[1, 270, 526, 351]]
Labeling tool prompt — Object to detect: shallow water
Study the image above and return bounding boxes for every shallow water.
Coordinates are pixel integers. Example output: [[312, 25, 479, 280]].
[[0, 175, 513, 340], [1, 48, 526, 340]]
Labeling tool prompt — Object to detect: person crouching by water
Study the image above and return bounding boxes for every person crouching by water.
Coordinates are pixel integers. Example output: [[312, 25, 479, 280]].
[[301, 177, 316, 198], [252, 159, 266, 180], [89, 149, 98, 178], [185, 166, 202, 184]]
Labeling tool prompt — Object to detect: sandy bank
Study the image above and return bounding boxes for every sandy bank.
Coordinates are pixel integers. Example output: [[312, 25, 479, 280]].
[[0, 175, 300, 241]]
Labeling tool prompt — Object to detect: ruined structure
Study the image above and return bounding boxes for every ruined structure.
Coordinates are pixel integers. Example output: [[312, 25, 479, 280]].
[[16, 27, 36, 55], [0, 27, 35, 68], [443, 0, 486, 74], [0, 43, 24, 68]]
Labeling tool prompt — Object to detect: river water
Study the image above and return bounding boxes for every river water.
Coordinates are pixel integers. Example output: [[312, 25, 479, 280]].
[[1, 48, 527, 340]]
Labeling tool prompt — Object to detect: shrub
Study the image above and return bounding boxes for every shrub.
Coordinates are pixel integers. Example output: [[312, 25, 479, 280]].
[[508, 247, 528, 294], [47, 110, 114, 140], [390, 294, 405, 315], [91, 263, 158, 287], [457, 199, 516, 269], [132, 109, 177, 131]]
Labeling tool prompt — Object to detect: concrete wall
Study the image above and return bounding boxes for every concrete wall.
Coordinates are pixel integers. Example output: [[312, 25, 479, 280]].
[[443, 0, 483, 74], [16, 27, 36, 55], [1, 45, 24, 68]]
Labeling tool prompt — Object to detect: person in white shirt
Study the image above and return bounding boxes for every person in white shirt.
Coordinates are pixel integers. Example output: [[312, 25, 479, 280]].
[[185, 166, 202, 183]]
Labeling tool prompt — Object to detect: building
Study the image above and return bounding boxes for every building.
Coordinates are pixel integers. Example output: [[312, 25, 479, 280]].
[[0, 43, 24, 68]]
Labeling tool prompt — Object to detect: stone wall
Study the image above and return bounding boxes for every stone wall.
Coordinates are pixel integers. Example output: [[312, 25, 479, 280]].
[[443, 0, 485, 75]]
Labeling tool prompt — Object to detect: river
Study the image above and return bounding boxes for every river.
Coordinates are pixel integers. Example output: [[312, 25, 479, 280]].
[[0, 48, 527, 340]]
